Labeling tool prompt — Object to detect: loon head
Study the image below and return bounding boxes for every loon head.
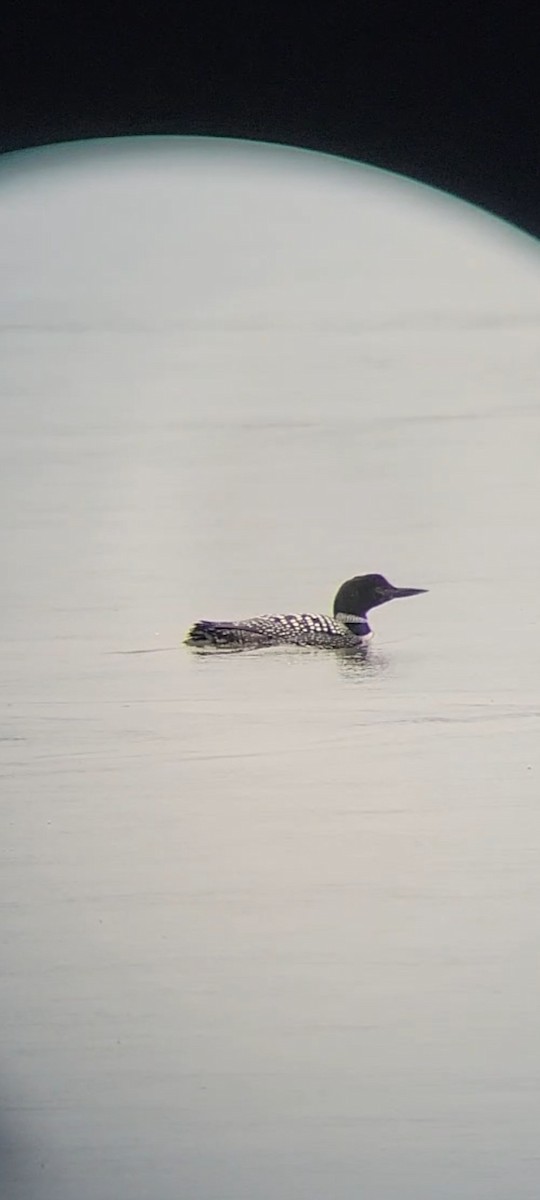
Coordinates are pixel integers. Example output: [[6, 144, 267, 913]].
[[333, 573, 427, 618]]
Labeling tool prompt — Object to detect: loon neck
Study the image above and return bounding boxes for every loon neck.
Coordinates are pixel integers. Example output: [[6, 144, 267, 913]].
[[335, 611, 371, 631]]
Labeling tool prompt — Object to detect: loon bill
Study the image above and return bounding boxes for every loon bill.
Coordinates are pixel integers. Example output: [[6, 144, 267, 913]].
[[185, 573, 427, 650]]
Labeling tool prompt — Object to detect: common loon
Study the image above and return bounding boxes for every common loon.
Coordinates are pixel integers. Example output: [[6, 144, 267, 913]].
[[185, 574, 427, 650]]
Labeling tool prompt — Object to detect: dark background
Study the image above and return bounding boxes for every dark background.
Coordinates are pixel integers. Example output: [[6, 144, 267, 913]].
[[1, 6, 538, 239]]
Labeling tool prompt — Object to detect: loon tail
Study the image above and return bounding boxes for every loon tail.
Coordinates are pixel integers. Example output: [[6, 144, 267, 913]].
[[185, 620, 250, 648]]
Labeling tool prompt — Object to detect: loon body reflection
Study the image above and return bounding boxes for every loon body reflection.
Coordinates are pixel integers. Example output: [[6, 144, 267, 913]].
[[185, 573, 427, 650]]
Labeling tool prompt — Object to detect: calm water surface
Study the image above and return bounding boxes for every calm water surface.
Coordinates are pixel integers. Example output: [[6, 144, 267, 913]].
[[2, 142, 540, 1199]]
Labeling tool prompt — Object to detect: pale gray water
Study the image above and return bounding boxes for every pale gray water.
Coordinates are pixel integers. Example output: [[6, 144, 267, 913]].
[[2, 139, 540, 1199]]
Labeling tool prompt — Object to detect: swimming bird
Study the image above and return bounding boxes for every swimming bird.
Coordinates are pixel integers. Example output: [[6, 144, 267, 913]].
[[185, 573, 427, 650]]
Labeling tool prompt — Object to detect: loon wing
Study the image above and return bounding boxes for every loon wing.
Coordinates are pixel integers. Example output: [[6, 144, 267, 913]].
[[185, 612, 349, 649]]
